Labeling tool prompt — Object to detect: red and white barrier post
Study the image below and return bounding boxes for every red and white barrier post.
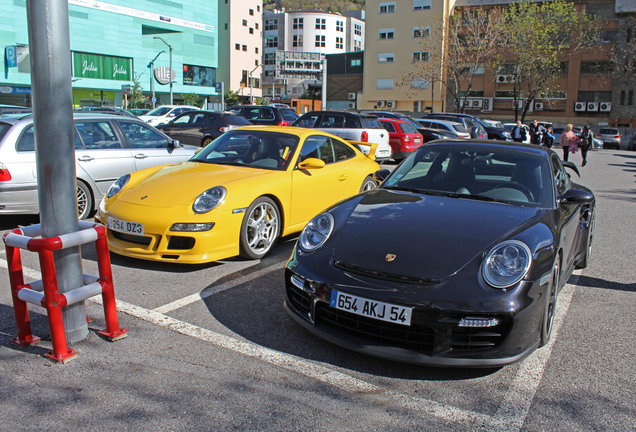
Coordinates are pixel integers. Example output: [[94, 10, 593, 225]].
[[3, 221, 128, 363]]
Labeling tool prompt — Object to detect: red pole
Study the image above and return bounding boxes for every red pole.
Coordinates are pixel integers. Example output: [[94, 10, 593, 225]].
[[5, 239, 40, 346], [94, 226, 127, 341], [39, 249, 77, 362]]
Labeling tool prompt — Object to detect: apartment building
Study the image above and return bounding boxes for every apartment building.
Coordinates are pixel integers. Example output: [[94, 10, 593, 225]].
[[218, 0, 263, 103], [361, 0, 452, 112], [262, 9, 365, 100]]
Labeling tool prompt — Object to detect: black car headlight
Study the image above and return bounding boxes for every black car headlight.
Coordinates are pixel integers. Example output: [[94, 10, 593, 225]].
[[106, 174, 130, 199], [193, 186, 226, 214], [482, 240, 532, 288], [299, 213, 334, 253]]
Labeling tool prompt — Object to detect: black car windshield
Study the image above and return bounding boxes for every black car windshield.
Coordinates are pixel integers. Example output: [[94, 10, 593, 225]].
[[384, 144, 553, 207], [191, 130, 299, 171]]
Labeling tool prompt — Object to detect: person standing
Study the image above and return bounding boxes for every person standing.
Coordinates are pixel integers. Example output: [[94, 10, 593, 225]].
[[560, 123, 579, 162], [579, 124, 593, 166], [512, 121, 527, 142], [529, 120, 541, 144]]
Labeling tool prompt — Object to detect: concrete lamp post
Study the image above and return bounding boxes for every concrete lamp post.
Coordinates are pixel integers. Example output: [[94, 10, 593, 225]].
[[147, 50, 165, 109]]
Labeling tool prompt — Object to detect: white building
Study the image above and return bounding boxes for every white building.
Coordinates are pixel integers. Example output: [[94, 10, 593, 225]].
[[218, 0, 263, 103], [262, 9, 365, 100]]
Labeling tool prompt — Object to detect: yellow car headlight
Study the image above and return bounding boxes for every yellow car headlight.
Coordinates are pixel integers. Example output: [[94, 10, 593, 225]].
[[193, 186, 226, 214]]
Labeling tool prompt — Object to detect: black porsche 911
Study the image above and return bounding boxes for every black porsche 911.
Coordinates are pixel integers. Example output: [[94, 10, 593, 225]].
[[284, 140, 595, 367]]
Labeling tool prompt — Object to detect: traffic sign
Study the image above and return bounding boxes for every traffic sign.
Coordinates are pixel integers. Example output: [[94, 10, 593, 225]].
[[5, 46, 17, 67], [152, 96, 157, 103]]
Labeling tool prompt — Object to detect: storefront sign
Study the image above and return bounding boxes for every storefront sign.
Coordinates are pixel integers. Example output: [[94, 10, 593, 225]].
[[0, 86, 31, 94], [5, 46, 17, 67], [183, 64, 216, 87], [72, 52, 132, 81], [154, 66, 174, 85]]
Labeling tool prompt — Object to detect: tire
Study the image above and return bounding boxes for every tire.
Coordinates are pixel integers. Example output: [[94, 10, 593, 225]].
[[540, 259, 559, 347], [360, 175, 378, 193], [576, 212, 594, 269], [77, 180, 93, 220], [201, 136, 214, 147], [239, 197, 280, 259]]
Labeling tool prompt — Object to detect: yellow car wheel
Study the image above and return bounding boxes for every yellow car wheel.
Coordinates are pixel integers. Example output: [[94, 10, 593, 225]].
[[239, 197, 281, 259]]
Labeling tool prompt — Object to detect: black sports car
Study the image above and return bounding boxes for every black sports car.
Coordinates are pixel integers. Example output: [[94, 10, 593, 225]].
[[284, 140, 595, 367]]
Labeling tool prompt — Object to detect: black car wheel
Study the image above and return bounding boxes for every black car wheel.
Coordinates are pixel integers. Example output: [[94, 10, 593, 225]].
[[201, 136, 214, 147], [77, 180, 93, 220], [360, 176, 378, 192], [239, 197, 280, 259], [540, 259, 559, 347], [576, 212, 594, 269]]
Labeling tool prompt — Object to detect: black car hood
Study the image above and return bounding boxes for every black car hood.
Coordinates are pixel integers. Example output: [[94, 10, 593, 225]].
[[332, 189, 542, 282]]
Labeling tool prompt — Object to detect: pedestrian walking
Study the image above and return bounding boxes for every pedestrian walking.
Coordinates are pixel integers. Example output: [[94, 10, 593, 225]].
[[579, 124, 593, 166], [512, 121, 527, 143], [529, 120, 545, 145], [560, 124, 579, 162], [543, 126, 554, 148]]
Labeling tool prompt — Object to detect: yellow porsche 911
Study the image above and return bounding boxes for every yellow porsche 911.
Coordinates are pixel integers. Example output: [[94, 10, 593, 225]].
[[96, 126, 380, 264]]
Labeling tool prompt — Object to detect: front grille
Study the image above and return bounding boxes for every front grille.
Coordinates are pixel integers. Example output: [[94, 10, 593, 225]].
[[286, 280, 312, 316], [315, 302, 435, 355], [334, 260, 439, 285], [111, 231, 152, 246], [451, 324, 508, 351]]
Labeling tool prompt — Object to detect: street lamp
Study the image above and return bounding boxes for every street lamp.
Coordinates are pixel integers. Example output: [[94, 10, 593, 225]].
[[249, 64, 261, 104], [147, 50, 165, 109], [153, 36, 173, 104]]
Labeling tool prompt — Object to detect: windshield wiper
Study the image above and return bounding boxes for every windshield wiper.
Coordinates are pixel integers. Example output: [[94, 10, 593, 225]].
[[383, 185, 426, 194]]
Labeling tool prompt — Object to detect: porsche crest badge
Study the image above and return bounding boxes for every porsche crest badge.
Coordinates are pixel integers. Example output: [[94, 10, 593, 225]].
[[385, 254, 396, 262]]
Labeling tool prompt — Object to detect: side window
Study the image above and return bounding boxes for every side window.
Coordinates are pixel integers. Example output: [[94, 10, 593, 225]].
[[300, 135, 335, 164], [118, 121, 170, 149], [344, 116, 359, 128], [380, 121, 396, 133], [191, 113, 208, 126], [75, 121, 121, 149], [296, 114, 320, 128], [261, 108, 275, 121], [243, 108, 260, 120], [16, 125, 35, 151], [332, 138, 356, 161], [551, 154, 568, 195], [280, 109, 298, 122], [318, 115, 344, 128], [74, 129, 84, 149], [173, 113, 194, 125]]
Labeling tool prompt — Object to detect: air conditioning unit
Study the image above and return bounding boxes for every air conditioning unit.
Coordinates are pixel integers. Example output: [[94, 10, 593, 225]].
[[413, 100, 422, 112], [512, 99, 532, 112], [496, 74, 515, 84], [574, 101, 586, 112], [587, 102, 599, 112], [534, 101, 544, 111], [348, 92, 356, 100], [455, 97, 469, 108], [376, 100, 386, 108], [471, 98, 483, 109], [385, 100, 397, 109], [481, 97, 493, 113], [599, 102, 612, 112]]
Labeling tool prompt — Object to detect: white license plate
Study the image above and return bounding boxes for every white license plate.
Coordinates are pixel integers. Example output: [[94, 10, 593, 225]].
[[378, 150, 390, 156], [330, 290, 412, 326], [107, 217, 144, 235], [414, 138, 421, 143]]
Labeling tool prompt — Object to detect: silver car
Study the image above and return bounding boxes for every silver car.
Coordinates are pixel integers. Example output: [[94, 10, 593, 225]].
[[0, 113, 198, 219]]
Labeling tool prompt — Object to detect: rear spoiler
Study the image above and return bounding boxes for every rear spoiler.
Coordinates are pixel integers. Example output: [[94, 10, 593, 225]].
[[349, 141, 379, 161]]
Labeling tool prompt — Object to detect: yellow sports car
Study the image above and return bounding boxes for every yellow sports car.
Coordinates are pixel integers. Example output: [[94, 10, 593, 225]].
[[96, 126, 380, 264]]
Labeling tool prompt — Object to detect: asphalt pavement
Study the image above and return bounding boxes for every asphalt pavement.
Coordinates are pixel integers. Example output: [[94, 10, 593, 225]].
[[0, 148, 634, 431]]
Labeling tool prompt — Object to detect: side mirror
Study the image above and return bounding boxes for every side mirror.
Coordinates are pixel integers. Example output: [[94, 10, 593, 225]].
[[562, 161, 581, 177], [297, 158, 325, 170], [560, 188, 594, 205], [373, 169, 391, 183]]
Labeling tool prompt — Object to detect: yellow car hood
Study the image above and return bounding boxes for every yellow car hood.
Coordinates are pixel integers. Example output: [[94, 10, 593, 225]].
[[116, 161, 273, 208]]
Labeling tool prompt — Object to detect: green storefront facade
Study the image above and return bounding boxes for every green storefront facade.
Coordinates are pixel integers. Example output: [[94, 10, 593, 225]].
[[1, 0, 218, 108]]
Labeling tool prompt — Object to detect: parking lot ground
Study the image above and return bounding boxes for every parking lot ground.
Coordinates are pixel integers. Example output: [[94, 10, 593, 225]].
[[1, 241, 581, 431]]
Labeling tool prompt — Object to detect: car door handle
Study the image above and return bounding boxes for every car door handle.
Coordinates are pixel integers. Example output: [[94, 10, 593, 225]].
[[77, 155, 94, 161], [338, 174, 347, 181], [134, 154, 148, 159]]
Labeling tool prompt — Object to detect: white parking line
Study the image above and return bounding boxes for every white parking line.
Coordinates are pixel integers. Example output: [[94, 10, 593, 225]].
[[0, 257, 577, 431], [152, 262, 284, 314]]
